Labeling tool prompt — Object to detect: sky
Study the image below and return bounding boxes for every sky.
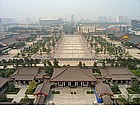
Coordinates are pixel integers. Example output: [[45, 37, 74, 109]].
[[0, 0, 140, 20]]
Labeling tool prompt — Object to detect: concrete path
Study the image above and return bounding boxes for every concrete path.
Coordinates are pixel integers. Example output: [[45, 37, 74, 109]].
[[12, 87, 27, 103], [46, 93, 96, 105], [118, 85, 129, 98], [7, 94, 35, 99]]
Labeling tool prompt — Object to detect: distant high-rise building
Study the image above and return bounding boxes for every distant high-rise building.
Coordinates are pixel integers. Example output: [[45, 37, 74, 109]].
[[39, 18, 64, 26], [119, 16, 123, 23], [98, 16, 107, 23], [0, 18, 16, 25], [71, 15, 74, 22], [118, 16, 130, 23], [108, 17, 116, 23], [131, 20, 140, 29], [0, 18, 2, 27]]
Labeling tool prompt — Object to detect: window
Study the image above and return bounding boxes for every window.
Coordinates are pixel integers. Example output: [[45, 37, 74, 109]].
[[83, 82, 88, 86], [58, 82, 63, 86]]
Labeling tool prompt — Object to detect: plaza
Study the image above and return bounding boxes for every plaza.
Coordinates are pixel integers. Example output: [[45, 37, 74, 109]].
[[46, 87, 96, 105], [54, 35, 94, 65]]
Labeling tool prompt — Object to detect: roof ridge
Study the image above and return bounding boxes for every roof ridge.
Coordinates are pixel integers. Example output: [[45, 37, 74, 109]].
[[79, 68, 96, 80], [51, 67, 68, 80]]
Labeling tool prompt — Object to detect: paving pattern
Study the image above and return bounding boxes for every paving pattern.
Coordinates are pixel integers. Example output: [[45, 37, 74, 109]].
[[54, 35, 93, 59], [46, 87, 96, 105], [12, 87, 27, 103], [47, 93, 96, 105]]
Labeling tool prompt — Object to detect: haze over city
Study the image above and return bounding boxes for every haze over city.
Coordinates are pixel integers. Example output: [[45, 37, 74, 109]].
[[0, 0, 140, 20]]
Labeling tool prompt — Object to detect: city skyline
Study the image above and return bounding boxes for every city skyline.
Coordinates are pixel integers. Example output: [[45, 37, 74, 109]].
[[0, 0, 140, 20]]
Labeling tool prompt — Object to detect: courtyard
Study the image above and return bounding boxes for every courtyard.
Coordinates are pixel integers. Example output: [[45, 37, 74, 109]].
[[45, 87, 96, 105]]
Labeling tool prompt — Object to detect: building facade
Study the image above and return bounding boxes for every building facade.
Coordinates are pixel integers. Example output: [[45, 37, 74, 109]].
[[39, 18, 64, 26], [50, 67, 96, 87], [131, 20, 140, 29], [78, 25, 96, 34]]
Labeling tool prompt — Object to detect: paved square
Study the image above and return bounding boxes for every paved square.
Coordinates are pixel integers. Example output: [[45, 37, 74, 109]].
[[46, 87, 96, 105]]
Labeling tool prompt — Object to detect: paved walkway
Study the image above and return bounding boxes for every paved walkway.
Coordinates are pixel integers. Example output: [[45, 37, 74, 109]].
[[7, 94, 35, 99], [46, 93, 96, 105], [118, 85, 129, 98], [12, 87, 27, 103]]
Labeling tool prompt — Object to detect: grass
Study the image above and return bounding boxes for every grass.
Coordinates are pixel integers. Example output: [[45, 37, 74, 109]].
[[113, 92, 121, 94], [87, 91, 94, 94], [7, 98, 14, 102], [20, 98, 34, 105], [52, 91, 60, 94], [5, 88, 20, 94]]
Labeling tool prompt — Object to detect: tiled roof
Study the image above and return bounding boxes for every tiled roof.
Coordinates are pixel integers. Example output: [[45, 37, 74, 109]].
[[17, 67, 39, 76], [14, 75, 34, 81], [1, 37, 17, 46], [95, 81, 114, 97], [51, 66, 96, 82], [100, 67, 136, 80], [114, 32, 126, 38], [34, 81, 53, 95], [128, 37, 140, 45], [0, 77, 8, 88]]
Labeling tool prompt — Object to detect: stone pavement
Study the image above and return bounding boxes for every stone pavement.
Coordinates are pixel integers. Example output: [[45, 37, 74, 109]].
[[54, 35, 93, 60], [46, 93, 96, 105], [118, 85, 129, 98], [12, 87, 27, 103]]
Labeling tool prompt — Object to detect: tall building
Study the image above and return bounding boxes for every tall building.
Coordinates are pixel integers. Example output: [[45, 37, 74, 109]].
[[71, 15, 74, 22], [98, 16, 107, 23], [0, 18, 16, 25], [119, 16, 123, 23], [131, 20, 140, 29], [0, 19, 2, 27], [39, 18, 64, 26]]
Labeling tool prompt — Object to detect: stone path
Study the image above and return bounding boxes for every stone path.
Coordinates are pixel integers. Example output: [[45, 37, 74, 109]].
[[46, 93, 96, 105], [12, 87, 27, 103], [54, 35, 93, 59], [118, 85, 129, 98]]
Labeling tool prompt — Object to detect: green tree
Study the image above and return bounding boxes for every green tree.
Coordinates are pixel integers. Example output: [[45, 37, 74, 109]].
[[111, 83, 120, 93], [131, 81, 140, 93], [118, 94, 134, 105], [47, 60, 52, 66], [27, 80, 37, 94], [53, 59, 59, 68], [0, 94, 7, 102], [20, 95, 34, 105], [46, 65, 53, 76], [102, 60, 106, 69], [8, 82, 16, 92], [78, 62, 82, 68]]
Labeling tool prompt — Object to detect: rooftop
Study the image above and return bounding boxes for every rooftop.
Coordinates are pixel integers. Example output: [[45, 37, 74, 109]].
[[51, 66, 96, 82], [0, 77, 8, 88], [100, 67, 136, 80]]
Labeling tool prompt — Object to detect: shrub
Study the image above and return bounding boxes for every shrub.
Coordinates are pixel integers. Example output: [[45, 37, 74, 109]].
[[52, 91, 60, 94], [87, 91, 94, 94]]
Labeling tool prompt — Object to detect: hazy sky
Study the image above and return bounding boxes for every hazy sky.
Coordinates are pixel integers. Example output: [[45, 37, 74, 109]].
[[0, 0, 140, 20]]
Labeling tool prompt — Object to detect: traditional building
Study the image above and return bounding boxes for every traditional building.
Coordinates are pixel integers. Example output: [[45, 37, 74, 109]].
[[127, 37, 140, 48], [100, 67, 137, 84], [95, 81, 115, 105], [113, 32, 130, 41], [50, 66, 96, 87], [0, 77, 8, 94], [11, 67, 46, 85], [34, 81, 53, 105]]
